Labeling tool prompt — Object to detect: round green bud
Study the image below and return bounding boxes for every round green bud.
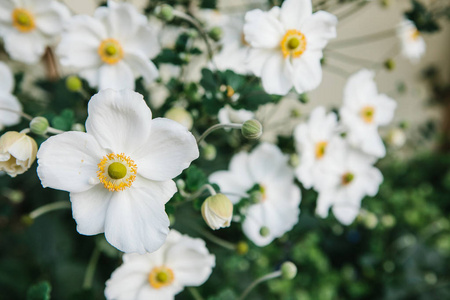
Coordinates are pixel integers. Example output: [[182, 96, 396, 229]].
[[21, 215, 34, 226], [384, 59, 395, 71], [4, 189, 24, 204], [164, 107, 193, 130], [299, 93, 309, 104], [29, 117, 49, 135], [281, 261, 297, 280], [236, 241, 249, 255], [289, 153, 300, 167], [176, 179, 186, 191], [66, 75, 82, 92], [209, 26, 223, 42], [259, 226, 270, 237], [71, 123, 86, 132], [241, 119, 262, 140], [156, 4, 174, 22], [202, 144, 217, 161]]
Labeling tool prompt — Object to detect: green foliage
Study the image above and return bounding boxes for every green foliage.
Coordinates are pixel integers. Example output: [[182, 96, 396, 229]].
[[27, 281, 51, 300], [405, 0, 440, 33]]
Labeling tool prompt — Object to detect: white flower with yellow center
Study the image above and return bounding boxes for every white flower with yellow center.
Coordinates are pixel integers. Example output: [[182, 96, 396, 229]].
[[293, 106, 338, 189], [104, 230, 215, 300], [0, 62, 22, 130], [36, 89, 199, 253], [0, 0, 70, 64], [397, 19, 426, 64], [209, 143, 301, 246], [340, 69, 397, 158], [315, 138, 382, 225], [57, 1, 160, 90], [243, 0, 337, 95]]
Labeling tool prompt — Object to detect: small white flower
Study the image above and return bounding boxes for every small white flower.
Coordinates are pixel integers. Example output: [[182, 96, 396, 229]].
[[315, 138, 382, 225], [37, 89, 199, 253], [105, 230, 215, 300], [243, 0, 337, 95], [397, 19, 426, 63], [218, 104, 254, 127], [293, 106, 338, 189], [387, 127, 406, 148], [340, 69, 397, 158], [0, 131, 37, 177], [209, 143, 301, 246], [0, 0, 70, 64], [0, 62, 22, 130], [57, 1, 160, 90]]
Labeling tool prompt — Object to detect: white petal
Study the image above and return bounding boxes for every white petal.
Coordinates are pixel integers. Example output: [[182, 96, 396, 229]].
[[123, 25, 160, 59], [280, 0, 312, 30], [133, 118, 198, 182], [209, 171, 252, 204], [332, 202, 360, 225], [0, 0, 14, 22], [70, 184, 112, 235], [123, 51, 159, 86], [261, 53, 293, 95], [0, 93, 22, 128], [243, 9, 284, 49], [300, 11, 337, 51], [248, 143, 288, 183], [292, 51, 323, 93], [37, 132, 106, 193], [102, 2, 147, 41], [105, 260, 148, 300], [4, 31, 46, 64], [35, 2, 70, 36], [22, 0, 52, 14], [374, 94, 396, 126], [98, 61, 135, 91], [85, 89, 152, 154], [0, 61, 14, 93], [104, 178, 175, 253], [79, 68, 99, 88], [136, 285, 180, 300], [246, 48, 274, 77]]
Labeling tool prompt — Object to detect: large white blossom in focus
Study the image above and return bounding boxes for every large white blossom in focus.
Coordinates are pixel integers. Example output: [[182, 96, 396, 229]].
[[243, 0, 337, 95], [209, 143, 301, 246], [397, 19, 426, 63], [105, 230, 215, 300], [0, 0, 70, 64], [36, 89, 199, 253], [315, 138, 383, 225], [0, 62, 22, 130], [57, 1, 160, 90], [340, 69, 397, 158], [293, 106, 338, 189]]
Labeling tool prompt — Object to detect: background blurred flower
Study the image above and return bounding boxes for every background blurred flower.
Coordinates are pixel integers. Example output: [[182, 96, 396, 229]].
[[397, 19, 426, 63], [0, 62, 22, 130]]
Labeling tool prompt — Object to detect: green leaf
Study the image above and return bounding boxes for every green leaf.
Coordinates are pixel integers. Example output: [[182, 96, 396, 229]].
[[200, 68, 219, 92], [27, 281, 51, 300], [185, 165, 208, 192]]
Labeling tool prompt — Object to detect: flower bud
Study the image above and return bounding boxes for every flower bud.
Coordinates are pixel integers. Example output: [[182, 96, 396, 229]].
[[66, 75, 82, 92], [201, 194, 233, 230], [208, 26, 223, 41], [164, 107, 194, 130], [155, 4, 174, 22], [29, 117, 49, 135], [387, 128, 406, 148], [236, 241, 249, 255], [202, 144, 217, 161], [384, 59, 395, 71], [241, 119, 262, 140], [281, 261, 297, 280], [176, 179, 186, 191], [0, 131, 37, 177], [259, 226, 270, 237], [71, 123, 86, 132]]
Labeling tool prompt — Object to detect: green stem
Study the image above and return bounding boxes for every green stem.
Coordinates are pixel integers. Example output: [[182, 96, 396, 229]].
[[29, 201, 71, 220], [83, 245, 102, 290], [238, 271, 282, 300], [0, 107, 33, 121], [323, 64, 351, 79], [325, 49, 380, 66], [188, 287, 205, 300], [175, 184, 217, 206], [195, 226, 236, 251], [197, 123, 242, 144], [328, 28, 396, 49]]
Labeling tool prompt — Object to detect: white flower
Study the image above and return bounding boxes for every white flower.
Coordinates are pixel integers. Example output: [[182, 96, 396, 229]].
[[397, 19, 426, 63], [104, 230, 215, 300], [209, 143, 301, 246], [0, 131, 37, 177], [387, 128, 406, 148], [57, 1, 160, 90], [36, 89, 199, 253], [0, 62, 22, 130], [315, 138, 382, 225], [293, 106, 338, 189], [243, 0, 337, 95], [218, 104, 254, 127], [0, 0, 70, 64], [340, 69, 397, 158]]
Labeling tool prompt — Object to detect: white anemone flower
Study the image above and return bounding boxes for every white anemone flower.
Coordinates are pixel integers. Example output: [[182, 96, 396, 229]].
[[243, 0, 337, 95], [315, 138, 383, 225], [105, 230, 215, 300], [340, 69, 397, 158], [57, 1, 160, 90], [36, 89, 199, 253], [0, 0, 70, 64], [293, 106, 338, 189], [209, 143, 301, 246], [0, 62, 22, 130], [397, 19, 426, 63]]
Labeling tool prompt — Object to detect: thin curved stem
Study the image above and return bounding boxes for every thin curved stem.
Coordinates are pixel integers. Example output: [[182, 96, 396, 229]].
[[238, 271, 282, 300], [197, 123, 242, 144], [188, 287, 204, 300], [82, 245, 101, 290], [0, 107, 33, 121], [195, 226, 237, 251], [328, 28, 396, 49], [29, 201, 71, 220], [175, 184, 217, 207]]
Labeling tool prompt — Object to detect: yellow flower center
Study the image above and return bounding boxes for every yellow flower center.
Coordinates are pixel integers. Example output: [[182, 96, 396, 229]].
[[148, 266, 175, 289], [360, 106, 375, 123], [410, 29, 420, 40], [342, 172, 354, 185], [12, 8, 35, 32], [281, 29, 307, 59], [97, 153, 137, 192], [98, 39, 124, 65], [315, 141, 327, 159]]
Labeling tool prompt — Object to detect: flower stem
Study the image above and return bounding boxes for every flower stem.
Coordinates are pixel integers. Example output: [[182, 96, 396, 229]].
[[28, 201, 71, 220], [188, 287, 205, 300], [195, 226, 236, 251], [43, 47, 59, 81], [328, 28, 396, 49], [82, 245, 101, 290], [0, 107, 33, 121], [176, 184, 217, 206], [238, 270, 282, 300], [197, 123, 242, 144]]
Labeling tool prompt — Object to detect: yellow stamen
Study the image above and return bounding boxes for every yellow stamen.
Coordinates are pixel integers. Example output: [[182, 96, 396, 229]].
[[226, 86, 235, 98], [410, 29, 420, 40], [360, 106, 375, 123], [148, 266, 175, 289], [97, 153, 137, 192], [12, 8, 35, 33], [281, 29, 307, 59], [315, 141, 327, 159], [342, 172, 354, 185], [98, 39, 124, 65]]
